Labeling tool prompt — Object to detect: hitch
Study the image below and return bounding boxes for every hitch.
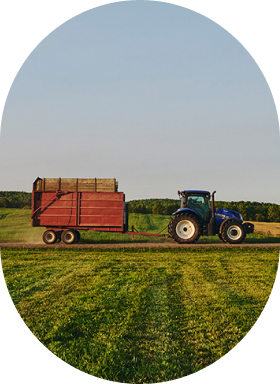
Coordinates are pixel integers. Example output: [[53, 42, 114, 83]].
[[126, 225, 167, 240]]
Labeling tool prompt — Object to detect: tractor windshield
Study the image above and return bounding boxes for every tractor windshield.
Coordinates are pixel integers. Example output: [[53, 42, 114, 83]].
[[186, 195, 210, 220]]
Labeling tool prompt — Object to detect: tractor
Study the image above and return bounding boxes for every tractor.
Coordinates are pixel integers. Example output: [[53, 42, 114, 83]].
[[168, 190, 254, 244]]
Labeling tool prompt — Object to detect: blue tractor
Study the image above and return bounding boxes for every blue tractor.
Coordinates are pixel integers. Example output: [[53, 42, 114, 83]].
[[168, 190, 254, 244]]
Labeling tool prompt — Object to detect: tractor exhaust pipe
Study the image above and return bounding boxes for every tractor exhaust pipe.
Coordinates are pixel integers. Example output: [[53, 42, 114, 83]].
[[208, 190, 216, 236], [211, 190, 216, 218]]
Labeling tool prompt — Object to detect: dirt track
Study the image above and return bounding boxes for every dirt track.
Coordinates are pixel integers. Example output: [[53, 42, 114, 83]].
[[1, 242, 280, 249]]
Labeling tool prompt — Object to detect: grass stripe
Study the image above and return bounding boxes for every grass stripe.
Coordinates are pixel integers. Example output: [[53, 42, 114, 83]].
[[1, 247, 279, 383]]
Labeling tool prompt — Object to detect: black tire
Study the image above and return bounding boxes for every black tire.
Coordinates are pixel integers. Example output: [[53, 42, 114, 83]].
[[62, 229, 77, 244], [218, 233, 226, 243], [168, 213, 201, 244], [221, 220, 246, 244], [75, 231, 80, 243], [43, 230, 57, 244], [168, 219, 173, 238]]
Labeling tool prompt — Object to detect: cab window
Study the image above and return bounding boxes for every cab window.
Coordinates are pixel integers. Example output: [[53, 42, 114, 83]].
[[186, 195, 210, 219]]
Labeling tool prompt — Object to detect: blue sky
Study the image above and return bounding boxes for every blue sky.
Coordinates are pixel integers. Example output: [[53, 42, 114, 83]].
[[0, 1, 279, 203]]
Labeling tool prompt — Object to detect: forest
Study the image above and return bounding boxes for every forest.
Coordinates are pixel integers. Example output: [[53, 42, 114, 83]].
[[1, 191, 280, 222], [0, 191, 31, 209]]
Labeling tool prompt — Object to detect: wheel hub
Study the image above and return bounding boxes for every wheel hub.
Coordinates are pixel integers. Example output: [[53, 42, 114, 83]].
[[176, 220, 195, 240], [227, 225, 242, 240]]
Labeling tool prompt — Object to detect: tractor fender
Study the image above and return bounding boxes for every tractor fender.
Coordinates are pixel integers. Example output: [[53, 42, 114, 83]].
[[219, 218, 243, 234], [172, 208, 202, 221]]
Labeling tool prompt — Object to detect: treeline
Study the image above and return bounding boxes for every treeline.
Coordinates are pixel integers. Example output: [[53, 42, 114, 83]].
[[0, 192, 31, 209], [128, 199, 280, 222], [1, 192, 280, 222], [128, 198, 180, 215], [216, 201, 280, 222]]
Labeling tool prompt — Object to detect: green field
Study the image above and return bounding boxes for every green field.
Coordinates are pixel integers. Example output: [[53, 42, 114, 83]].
[[1, 208, 279, 244], [1, 209, 279, 381], [1, 246, 279, 383]]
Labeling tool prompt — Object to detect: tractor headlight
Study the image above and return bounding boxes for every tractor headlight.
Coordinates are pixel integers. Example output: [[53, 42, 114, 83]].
[[239, 213, 243, 221]]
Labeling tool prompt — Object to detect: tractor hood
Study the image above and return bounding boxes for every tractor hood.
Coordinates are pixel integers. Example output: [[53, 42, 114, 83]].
[[215, 208, 243, 222]]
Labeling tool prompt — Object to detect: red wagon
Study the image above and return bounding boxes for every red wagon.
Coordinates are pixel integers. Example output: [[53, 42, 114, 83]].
[[31, 177, 165, 244]]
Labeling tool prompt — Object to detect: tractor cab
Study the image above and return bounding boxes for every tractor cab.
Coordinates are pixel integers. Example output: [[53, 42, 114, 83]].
[[179, 190, 212, 221]]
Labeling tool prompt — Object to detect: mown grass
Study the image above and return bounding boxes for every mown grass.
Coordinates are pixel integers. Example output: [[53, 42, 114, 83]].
[[0, 208, 44, 243], [1, 208, 280, 244], [1, 247, 279, 383]]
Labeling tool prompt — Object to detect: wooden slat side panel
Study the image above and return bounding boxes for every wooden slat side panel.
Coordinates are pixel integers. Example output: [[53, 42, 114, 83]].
[[78, 179, 96, 192], [44, 178, 59, 191], [60, 179, 77, 191], [35, 178, 117, 192]]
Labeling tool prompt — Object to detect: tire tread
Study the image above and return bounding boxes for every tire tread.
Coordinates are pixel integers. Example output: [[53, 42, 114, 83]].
[[168, 213, 201, 244]]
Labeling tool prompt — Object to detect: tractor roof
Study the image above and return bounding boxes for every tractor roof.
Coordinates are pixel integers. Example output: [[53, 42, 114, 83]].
[[181, 190, 210, 195]]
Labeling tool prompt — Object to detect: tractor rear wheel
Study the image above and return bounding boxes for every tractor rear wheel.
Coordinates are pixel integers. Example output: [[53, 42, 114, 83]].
[[168, 213, 201, 244], [221, 220, 246, 244], [218, 233, 226, 243]]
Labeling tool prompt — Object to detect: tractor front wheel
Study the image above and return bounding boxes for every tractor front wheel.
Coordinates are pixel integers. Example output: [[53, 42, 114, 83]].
[[220, 221, 246, 244], [169, 213, 201, 244]]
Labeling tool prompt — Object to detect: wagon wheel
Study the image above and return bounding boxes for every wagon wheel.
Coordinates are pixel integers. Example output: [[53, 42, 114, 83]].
[[75, 231, 80, 243], [62, 229, 77, 244], [43, 230, 57, 244]]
